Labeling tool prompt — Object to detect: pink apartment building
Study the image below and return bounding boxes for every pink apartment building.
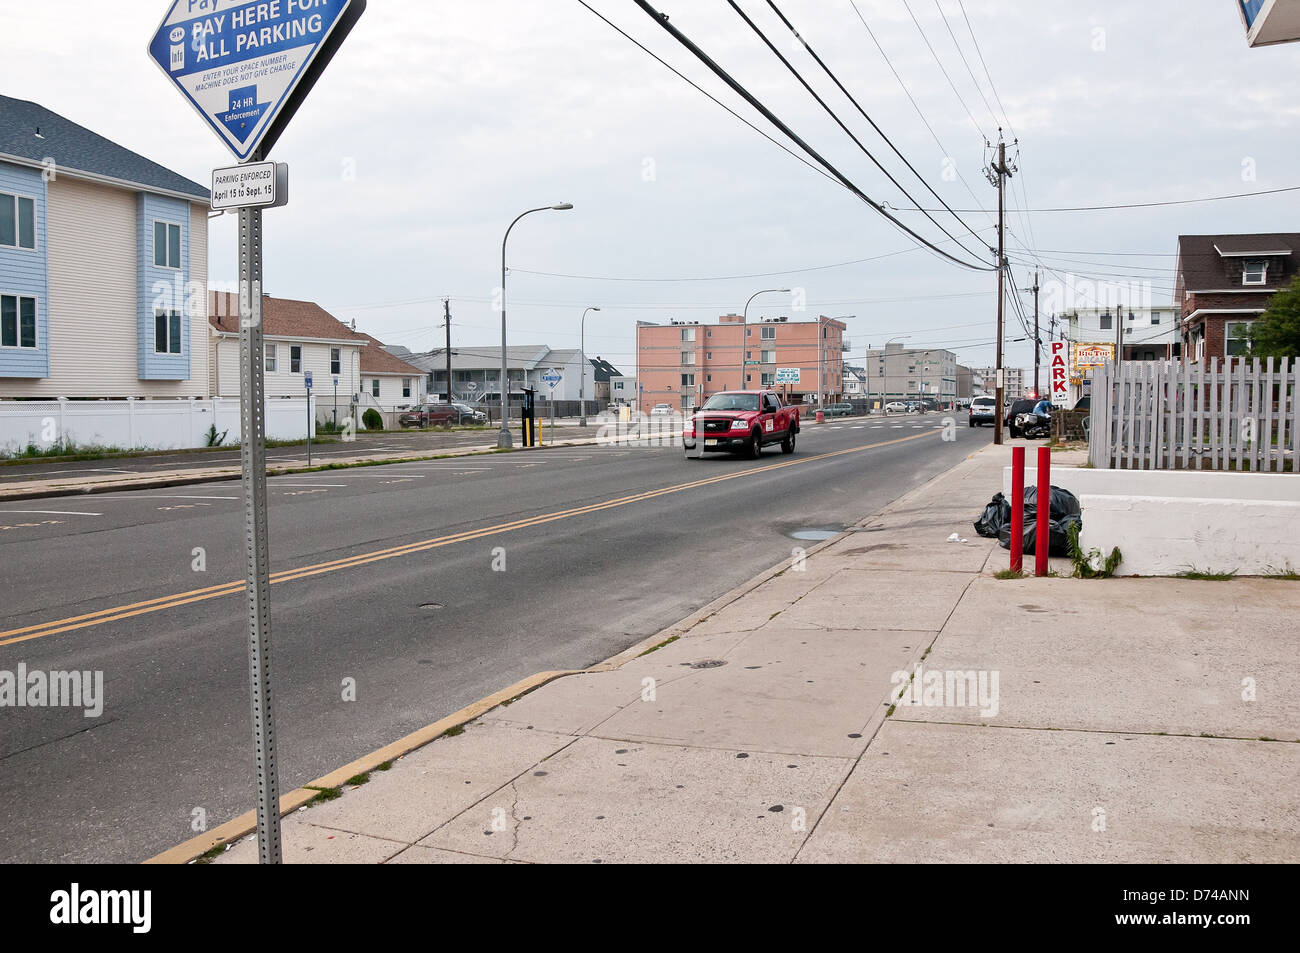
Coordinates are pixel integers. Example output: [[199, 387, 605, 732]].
[[636, 314, 847, 411]]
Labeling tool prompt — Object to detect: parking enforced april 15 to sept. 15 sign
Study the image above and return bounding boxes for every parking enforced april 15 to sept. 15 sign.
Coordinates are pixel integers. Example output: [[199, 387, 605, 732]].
[[147, 0, 361, 161]]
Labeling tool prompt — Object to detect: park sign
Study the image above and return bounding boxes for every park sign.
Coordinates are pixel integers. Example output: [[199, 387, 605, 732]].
[[148, 0, 368, 161], [1049, 341, 1069, 400]]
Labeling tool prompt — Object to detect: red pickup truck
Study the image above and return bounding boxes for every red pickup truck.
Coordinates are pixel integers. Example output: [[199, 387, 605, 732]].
[[683, 390, 800, 459]]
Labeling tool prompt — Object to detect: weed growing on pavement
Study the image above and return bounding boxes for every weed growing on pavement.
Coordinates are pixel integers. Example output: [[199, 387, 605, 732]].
[[1178, 569, 1239, 581], [305, 785, 342, 804], [344, 773, 370, 787], [994, 569, 1024, 580], [194, 843, 229, 864], [376, 760, 393, 771], [638, 635, 679, 657], [443, 724, 465, 736], [1067, 523, 1122, 578]]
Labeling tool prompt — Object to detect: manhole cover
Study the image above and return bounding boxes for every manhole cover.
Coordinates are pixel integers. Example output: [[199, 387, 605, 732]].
[[690, 659, 727, 669], [790, 529, 841, 541]]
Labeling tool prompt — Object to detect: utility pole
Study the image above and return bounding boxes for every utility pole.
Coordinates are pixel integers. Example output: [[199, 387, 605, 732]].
[[443, 298, 452, 403], [987, 134, 1014, 445], [1032, 271, 1040, 396]]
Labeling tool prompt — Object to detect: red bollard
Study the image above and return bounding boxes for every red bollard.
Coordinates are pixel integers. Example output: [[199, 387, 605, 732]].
[[1036, 446, 1051, 577], [1010, 446, 1025, 574]]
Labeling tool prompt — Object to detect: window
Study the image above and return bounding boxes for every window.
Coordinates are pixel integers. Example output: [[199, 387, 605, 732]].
[[290, 345, 302, 373], [1242, 259, 1268, 285], [0, 193, 36, 250], [153, 221, 182, 269], [706, 374, 712, 382], [761, 326, 775, 340], [706, 330, 712, 338], [681, 373, 696, 387], [681, 351, 696, 365], [403, 378, 412, 398], [1099, 314, 1113, 330], [1226, 321, 1253, 356], [264, 343, 277, 372], [761, 350, 776, 363], [330, 347, 341, 375], [761, 372, 775, 387], [154, 310, 181, 354], [706, 351, 713, 360], [1151, 312, 1161, 325], [371, 378, 380, 397], [680, 327, 696, 342], [1, 294, 37, 348]]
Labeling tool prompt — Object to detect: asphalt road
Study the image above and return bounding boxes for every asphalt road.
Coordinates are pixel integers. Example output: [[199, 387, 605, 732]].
[[0, 413, 990, 862]]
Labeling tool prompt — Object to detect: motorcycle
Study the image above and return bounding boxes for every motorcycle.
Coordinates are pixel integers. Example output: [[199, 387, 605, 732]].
[[1014, 411, 1052, 440]]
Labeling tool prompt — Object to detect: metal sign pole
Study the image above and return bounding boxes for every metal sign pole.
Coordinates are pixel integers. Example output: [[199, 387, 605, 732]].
[[306, 380, 312, 466], [238, 197, 282, 865]]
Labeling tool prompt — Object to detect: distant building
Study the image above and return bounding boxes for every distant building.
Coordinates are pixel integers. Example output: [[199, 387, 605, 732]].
[[610, 375, 636, 405], [636, 314, 847, 411], [863, 344, 957, 406], [970, 365, 1028, 399], [1175, 233, 1300, 361], [956, 364, 986, 401], [404, 346, 621, 404], [1064, 305, 1180, 362], [842, 364, 866, 397]]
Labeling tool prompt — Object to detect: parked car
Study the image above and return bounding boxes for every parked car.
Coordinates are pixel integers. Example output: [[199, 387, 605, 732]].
[[451, 402, 488, 425], [684, 390, 800, 459], [399, 401, 459, 428], [650, 403, 674, 417], [968, 396, 997, 427], [1073, 396, 1091, 412], [884, 401, 909, 414], [1004, 398, 1042, 437], [825, 402, 855, 417]]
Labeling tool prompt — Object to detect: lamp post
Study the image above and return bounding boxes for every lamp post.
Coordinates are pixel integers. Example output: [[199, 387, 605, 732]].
[[498, 203, 573, 448], [579, 306, 600, 427], [740, 288, 789, 390]]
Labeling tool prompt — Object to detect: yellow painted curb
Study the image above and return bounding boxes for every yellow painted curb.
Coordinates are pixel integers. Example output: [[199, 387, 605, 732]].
[[145, 669, 578, 865]]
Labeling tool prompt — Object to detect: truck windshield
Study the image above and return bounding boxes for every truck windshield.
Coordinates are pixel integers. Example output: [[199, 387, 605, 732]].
[[701, 393, 760, 412]]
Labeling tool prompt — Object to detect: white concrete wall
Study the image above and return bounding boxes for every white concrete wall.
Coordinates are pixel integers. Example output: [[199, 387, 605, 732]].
[[1001, 465, 1300, 575], [0, 397, 314, 451]]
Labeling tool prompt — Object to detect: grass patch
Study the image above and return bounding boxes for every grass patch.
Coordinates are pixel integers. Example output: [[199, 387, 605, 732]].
[[885, 703, 897, 718], [344, 772, 370, 787], [1177, 569, 1239, 581], [194, 842, 229, 864], [376, 760, 393, 771], [993, 569, 1024, 580], [638, 635, 680, 657], [304, 785, 342, 805], [442, 724, 465, 737]]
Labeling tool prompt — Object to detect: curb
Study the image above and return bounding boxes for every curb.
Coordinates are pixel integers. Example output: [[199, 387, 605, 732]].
[[0, 437, 606, 503]]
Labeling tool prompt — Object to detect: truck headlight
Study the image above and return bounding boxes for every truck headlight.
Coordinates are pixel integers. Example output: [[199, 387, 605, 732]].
[[731, 418, 748, 430]]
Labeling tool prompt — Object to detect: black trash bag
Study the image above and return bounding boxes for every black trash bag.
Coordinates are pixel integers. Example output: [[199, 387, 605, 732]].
[[974, 492, 1010, 538], [999, 513, 1082, 557], [1022, 484, 1081, 520]]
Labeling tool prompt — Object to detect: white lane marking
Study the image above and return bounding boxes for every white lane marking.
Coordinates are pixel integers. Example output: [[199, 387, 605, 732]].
[[296, 472, 427, 478], [890, 425, 904, 429], [870, 426, 884, 430], [850, 426, 865, 430], [100, 495, 240, 501], [269, 483, 348, 488], [912, 425, 924, 429], [0, 509, 102, 517]]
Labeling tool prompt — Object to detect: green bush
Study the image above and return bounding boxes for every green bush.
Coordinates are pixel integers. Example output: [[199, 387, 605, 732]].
[[362, 409, 384, 431]]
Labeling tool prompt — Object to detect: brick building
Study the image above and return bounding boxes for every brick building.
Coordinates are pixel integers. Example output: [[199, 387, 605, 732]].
[[1176, 233, 1299, 360], [636, 314, 846, 411]]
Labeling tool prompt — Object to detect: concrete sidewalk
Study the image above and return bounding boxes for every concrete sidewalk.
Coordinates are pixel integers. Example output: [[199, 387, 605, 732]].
[[200, 442, 1299, 864]]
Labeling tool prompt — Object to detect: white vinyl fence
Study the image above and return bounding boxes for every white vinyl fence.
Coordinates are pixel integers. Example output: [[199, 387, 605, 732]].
[[0, 397, 315, 454], [1089, 358, 1298, 472]]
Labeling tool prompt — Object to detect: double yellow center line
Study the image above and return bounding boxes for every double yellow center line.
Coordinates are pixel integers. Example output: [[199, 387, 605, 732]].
[[0, 431, 932, 647]]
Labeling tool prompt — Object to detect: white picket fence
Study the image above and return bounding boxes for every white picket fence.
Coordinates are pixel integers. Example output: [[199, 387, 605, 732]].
[[0, 397, 315, 454], [1089, 358, 1298, 471]]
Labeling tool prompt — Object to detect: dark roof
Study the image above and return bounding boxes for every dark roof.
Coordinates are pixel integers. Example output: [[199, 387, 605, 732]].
[[210, 293, 370, 343], [588, 357, 623, 383], [0, 95, 208, 200], [1176, 233, 1300, 293], [357, 332, 425, 376]]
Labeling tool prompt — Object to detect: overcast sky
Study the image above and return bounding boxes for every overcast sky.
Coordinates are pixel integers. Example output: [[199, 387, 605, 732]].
[[7, 1, 1300, 376]]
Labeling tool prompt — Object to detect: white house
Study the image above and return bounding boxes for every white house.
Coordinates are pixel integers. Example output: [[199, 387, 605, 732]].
[[357, 331, 426, 427], [209, 292, 367, 425], [0, 95, 210, 398]]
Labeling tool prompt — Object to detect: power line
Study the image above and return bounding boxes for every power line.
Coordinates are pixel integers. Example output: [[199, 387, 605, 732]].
[[888, 183, 1300, 213], [630, 0, 994, 272], [900, 0, 988, 140], [573, 0, 841, 189], [762, 0, 989, 251], [957, 0, 1016, 139], [932, 0, 1000, 133]]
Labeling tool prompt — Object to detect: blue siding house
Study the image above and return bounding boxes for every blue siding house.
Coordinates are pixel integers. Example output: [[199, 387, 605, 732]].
[[0, 95, 210, 398]]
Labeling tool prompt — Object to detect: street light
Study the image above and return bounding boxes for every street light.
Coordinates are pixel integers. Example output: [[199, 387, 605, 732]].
[[498, 203, 573, 448], [740, 288, 788, 390], [579, 306, 600, 427]]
